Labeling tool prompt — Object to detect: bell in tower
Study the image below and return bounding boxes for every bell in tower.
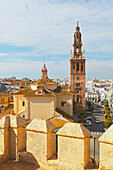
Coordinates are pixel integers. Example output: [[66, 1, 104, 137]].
[[70, 22, 86, 114]]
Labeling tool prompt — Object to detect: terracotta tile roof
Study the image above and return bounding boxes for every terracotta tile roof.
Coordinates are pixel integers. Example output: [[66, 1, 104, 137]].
[[33, 78, 56, 85], [24, 88, 55, 97], [52, 86, 73, 96], [13, 87, 32, 95], [49, 117, 69, 128]]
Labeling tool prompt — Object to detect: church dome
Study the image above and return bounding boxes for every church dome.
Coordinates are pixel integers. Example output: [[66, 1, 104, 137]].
[[0, 83, 8, 93]]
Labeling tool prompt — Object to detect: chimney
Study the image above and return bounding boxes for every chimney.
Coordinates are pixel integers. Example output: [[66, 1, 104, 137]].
[[37, 87, 39, 94], [19, 85, 21, 91], [41, 87, 44, 94]]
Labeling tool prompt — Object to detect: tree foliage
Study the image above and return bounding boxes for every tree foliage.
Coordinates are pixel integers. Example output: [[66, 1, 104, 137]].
[[105, 117, 112, 129]]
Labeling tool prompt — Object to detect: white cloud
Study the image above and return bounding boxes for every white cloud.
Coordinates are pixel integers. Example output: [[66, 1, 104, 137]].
[[0, 59, 69, 79], [0, 0, 112, 55], [0, 0, 112, 79], [87, 59, 113, 80]]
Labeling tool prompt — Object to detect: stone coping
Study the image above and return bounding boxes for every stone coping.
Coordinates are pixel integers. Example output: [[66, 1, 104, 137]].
[[56, 122, 91, 138], [0, 116, 10, 128], [26, 119, 56, 133], [98, 124, 113, 144], [0, 115, 27, 128]]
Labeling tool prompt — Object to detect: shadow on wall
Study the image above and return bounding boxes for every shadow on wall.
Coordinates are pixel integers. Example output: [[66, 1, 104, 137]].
[[18, 151, 40, 167], [74, 101, 85, 113]]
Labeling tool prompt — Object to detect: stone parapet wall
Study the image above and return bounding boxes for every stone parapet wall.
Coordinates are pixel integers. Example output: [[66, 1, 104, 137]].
[[0, 115, 27, 164]]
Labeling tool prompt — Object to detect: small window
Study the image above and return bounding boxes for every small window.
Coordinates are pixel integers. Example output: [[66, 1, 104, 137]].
[[23, 115, 25, 118], [77, 96, 79, 103], [61, 102, 64, 107], [22, 101, 25, 106], [61, 102, 66, 107], [77, 90, 79, 93], [77, 77, 79, 80], [73, 64, 75, 70], [43, 73, 45, 78]]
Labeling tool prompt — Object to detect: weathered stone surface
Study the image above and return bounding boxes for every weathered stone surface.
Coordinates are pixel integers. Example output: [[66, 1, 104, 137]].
[[99, 124, 113, 144], [57, 122, 90, 169], [26, 119, 56, 133], [0, 116, 10, 128], [56, 122, 91, 138], [26, 119, 56, 163], [99, 125, 113, 170], [9, 115, 27, 127]]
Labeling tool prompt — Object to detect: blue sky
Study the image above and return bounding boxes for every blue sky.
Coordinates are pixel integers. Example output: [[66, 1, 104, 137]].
[[0, 0, 113, 80]]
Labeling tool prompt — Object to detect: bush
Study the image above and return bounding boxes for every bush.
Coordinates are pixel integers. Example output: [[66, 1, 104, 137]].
[[105, 117, 112, 129], [105, 110, 111, 116]]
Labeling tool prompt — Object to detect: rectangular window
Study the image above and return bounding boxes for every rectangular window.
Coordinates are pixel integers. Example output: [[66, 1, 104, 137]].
[[61, 102, 64, 107], [73, 64, 75, 70], [81, 63, 83, 72], [77, 77, 79, 80], [22, 101, 25, 106], [77, 96, 79, 103], [61, 101, 67, 107], [76, 63, 79, 72]]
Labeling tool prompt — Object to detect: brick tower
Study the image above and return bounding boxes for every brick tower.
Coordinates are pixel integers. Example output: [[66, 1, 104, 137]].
[[70, 22, 85, 113]]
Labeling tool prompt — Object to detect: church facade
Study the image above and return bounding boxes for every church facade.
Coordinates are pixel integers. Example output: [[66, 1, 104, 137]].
[[14, 64, 73, 120]]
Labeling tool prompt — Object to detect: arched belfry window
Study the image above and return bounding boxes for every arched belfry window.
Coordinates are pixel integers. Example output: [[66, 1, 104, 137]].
[[81, 63, 83, 72], [77, 63, 79, 72], [43, 73, 45, 78]]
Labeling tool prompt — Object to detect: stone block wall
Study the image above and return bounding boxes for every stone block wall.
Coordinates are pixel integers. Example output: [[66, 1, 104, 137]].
[[0, 116, 10, 164], [98, 124, 113, 170], [26, 119, 56, 163], [0, 115, 27, 163], [56, 123, 91, 170]]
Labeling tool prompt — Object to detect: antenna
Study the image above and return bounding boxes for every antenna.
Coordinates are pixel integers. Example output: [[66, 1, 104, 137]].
[[43, 57, 45, 65]]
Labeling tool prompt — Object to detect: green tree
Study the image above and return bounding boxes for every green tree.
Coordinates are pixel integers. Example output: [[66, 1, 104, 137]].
[[105, 117, 112, 129]]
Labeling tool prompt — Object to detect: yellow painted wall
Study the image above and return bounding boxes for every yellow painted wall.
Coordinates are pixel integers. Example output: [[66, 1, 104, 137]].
[[25, 96, 55, 120], [14, 95, 25, 114]]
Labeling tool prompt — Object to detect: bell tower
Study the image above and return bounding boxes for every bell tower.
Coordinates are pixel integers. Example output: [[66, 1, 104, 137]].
[[70, 22, 85, 113], [41, 64, 48, 78]]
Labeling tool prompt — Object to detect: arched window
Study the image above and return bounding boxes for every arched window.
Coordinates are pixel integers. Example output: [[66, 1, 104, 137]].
[[76, 63, 79, 72]]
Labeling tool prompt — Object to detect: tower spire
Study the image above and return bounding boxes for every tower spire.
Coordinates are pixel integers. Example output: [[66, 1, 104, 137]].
[[77, 21, 79, 27]]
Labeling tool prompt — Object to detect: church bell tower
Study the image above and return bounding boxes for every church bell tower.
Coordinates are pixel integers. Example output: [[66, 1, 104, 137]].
[[70, 22, 85, 113]]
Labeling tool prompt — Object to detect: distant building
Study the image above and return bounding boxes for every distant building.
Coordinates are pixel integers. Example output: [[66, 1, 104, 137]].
[[0, 83, 10, 109], [86, 91, 98, 103]]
